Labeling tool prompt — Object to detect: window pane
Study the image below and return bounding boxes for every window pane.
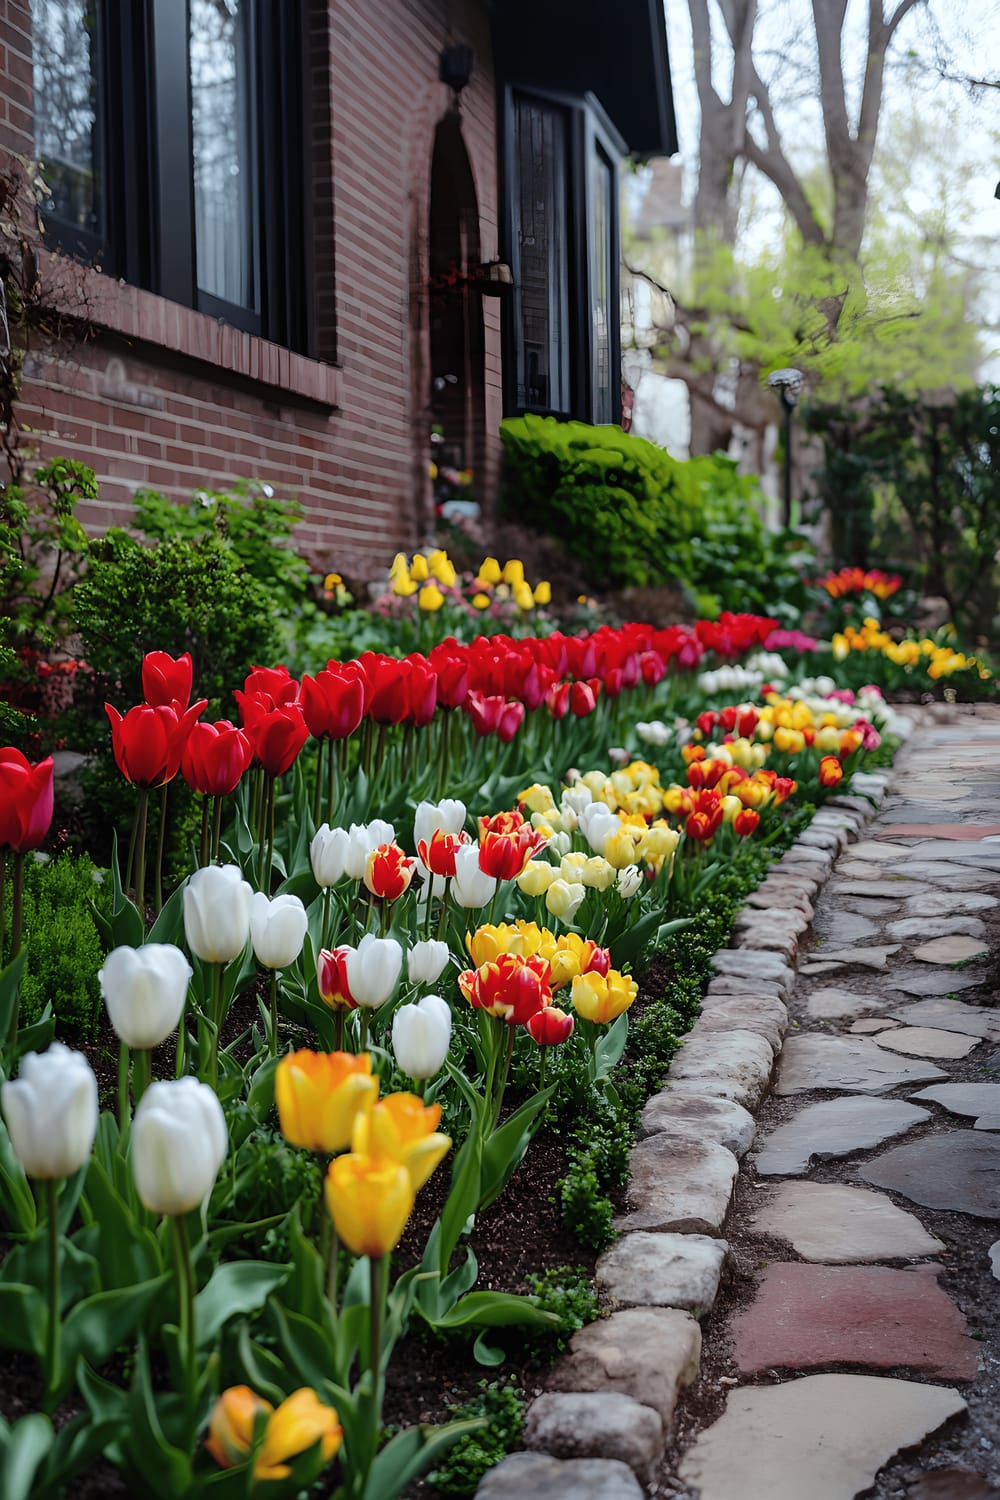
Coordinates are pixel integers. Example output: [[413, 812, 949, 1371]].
[[514, 97, 569, 413], [31, 0, 102, 237], [190, 0, 255, 309], [590, 146, 614, 424]]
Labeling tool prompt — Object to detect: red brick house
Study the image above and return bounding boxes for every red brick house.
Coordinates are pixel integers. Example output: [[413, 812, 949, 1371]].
[[2, 0, 675, 576]]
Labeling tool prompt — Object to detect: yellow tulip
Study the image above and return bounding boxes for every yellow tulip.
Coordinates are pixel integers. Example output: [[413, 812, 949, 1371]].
[[544, 878, 586, 920], [501, 558, 525, 587], [256, 1388, 343, 1481], [603, 827, 640, 870], [472, 592, 490, 610], [533, 581, 551, 605], [275, 1050, 379, 1155], [206, 1386, 271, 1469], [410, 553, 430, 581], [637, 824, 680, 862], [519, 783, 557, 815], [581, 856, 616, 891], [418, 583, 445, 612], [517, 859, 558, 896], [428, 549, 457, 587], [478, 556, 502, 584], [325, 1152, 415, 1258], [571, 969, 638, 1024], [391, 574, 418, 598], [352, 1093, 451, 1191]]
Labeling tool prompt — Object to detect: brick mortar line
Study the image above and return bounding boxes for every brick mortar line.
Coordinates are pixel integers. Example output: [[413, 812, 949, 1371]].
[[475, 746, 904, 1498]]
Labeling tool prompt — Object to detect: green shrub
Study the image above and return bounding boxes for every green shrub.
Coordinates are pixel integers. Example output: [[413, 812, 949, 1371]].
[[499, 414, 810, 617], [427, 1380, 525, 1497], [524, 1265, 599, 1356], [12, 853, 110, 1035]]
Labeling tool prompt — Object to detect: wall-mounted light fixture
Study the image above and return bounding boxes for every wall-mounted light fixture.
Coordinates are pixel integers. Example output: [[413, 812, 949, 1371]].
[[439, 45, 474, 96]]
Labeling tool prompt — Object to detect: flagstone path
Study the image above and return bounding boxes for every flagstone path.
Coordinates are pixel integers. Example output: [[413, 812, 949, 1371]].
[[670, 706, 1000, 1500], [478, 705, 1000, 1500]]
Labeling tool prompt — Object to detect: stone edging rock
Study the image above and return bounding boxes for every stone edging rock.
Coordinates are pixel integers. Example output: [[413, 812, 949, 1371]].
[[476, 766, 897, 1500]]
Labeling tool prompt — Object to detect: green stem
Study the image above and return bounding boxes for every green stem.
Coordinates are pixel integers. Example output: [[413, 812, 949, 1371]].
[[133, 787, 149, 920], [199, 797, 210, 869], [266, 776, 276, 892], [359, 1010, 371, 1054], [0, 848, 7, 967], [328, 736, 339, 824], [269, 969, 279, 1058], [176, 1013, 186, 1078], [369, 1254, 387, 1453], [436, 878, 451, 942], [153, 784, 168, 916], [491, 1023, 516, 1130], [313, 738, 325, 828], [118, 1039, 131, 1135], [211, 795, 223, 863], [538, 1047, 548, 1094], [326, 1210, 340, 1312], [322, 888, 332, 951], [132, 1045, 152, 1106], [209, 962, 223, 1089], [10, 850, 24, 958], [334, 1008, 345, 1051], [170, 1214, 197, 1413], [43, 1178, 59, 1406]]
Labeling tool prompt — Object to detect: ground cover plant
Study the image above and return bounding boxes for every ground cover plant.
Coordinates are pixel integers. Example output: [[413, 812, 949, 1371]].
[[0, 548, 920, 1500]]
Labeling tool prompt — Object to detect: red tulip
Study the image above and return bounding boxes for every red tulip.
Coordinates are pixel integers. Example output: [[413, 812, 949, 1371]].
[[181, 720, 254, 797], [427, 645, 470, 710], [545, 682, 570, 720], [106, 700, 207, 788], [527, 1006, 575, 1046], [818, 755, 844, 788], [401, 655, 439, 728], [685, 810, 720, 842], [458, 952, 552, 1025], [363, 842, 415, 901], [580, 941, 612, 976], [243, 665, 299, 707], [733, 806, 760, 837], [300, 666, 365, 741], [417, 828, 469, 878], [237, 696, 309, 776], [479, 810, 525, 838], [317, 947, 356, 1010], [466, 691, 524, 742], [478, 825, 548, 881], [141, 650, 193, 710], [0, 749, 54, 852], [570, 679, 600, 717]]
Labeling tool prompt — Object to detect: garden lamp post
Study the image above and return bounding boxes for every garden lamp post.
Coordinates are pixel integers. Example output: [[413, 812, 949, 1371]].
[[767, 367, 803, 529]]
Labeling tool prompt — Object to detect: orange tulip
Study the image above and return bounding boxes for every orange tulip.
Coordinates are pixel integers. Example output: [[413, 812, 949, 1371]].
[[351, 1092, 451, 1191], [325, 1151, 415, 1258], [275, 1049, 378, 1154]]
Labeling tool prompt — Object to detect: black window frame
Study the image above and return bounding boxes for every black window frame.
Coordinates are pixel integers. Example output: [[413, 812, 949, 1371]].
[[31, 0, 308, 354], [502, 84, 625, 425]]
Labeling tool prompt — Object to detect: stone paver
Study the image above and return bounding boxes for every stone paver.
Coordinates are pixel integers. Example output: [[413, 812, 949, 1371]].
[[907, 1471, 1000, 1499], [887, 915, 988, 942], [666, 1030, 774, 1109], [547, 1307, 700, 1428], [810, 943, 902, 969], [831, 878, 935, 899], [889, 998, 1000, 1039], [731, 1262, 979, 1379], [813, 908, 879, 943], [911, 1083, 1000, 1130], [990, 1243, 1000, 1282], [523, 1393, 663, 1484], [776, 1034, 947, 1094], [805, 985, 888, 1020], [913, 935, 991, 965], [748, 1181, 943, 1262], [638, 1092, 756, 1156], [677, 1374, 967, 1500], [902, 891, 998, 916], [596, 1232, 727, 1312], [874, 1027, 981, 1060], [885, 967, 987, 996], [851, 840, 918, 860], [880, 824, 1000, 840], [477, 1452, 645, 1500], [860, 1131, 1000, 1218], [617, 1135, 737, 1235], [755, 1096, 931, 1176], [690, 994, 787, 1053]]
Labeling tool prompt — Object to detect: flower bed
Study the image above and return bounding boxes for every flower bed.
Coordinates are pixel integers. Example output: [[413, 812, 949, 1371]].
[[0, 577, 978, 1498]]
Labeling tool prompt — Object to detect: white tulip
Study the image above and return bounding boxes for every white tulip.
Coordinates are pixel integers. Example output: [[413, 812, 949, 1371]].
[[392, 994, 452, 1080], [250, 892, 308, 970], [451, 841, 497, 909], [183, 865, 253, 964], [413, 798, 467, 847], [616, 864, 643, 899], [344, 933, 403, 1009], [310, 824, 350, 886], [407, 939, 450, 984], [579, 804, 619, 854], [635, 719, 671, 747], [2, 1043, 98, 1179], [131, 1078, 227, 1215], [544, 878, 586, 921], [561, 784, 593, 816], [414, 858, 447, 902], [367, 818, 395, 848], [547, 830, 573, 858], [99, 944, 191, 1050]]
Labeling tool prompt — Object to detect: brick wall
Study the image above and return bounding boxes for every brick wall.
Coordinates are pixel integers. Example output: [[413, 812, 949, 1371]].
[[0, 0, 502, 585]]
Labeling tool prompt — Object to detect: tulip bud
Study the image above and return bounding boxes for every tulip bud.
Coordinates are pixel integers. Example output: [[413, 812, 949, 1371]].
[[544, 878, 586, 921], [392, 994, 452, 1079], [99, 943, 192, 1049], [1, 1043, 98, 1179], [250, 892, 308, 970], [527, 1006, 575, 1046], [616, 865, 643, 899], [325, 1152, 415, 1258], [407, 939, 450, 984], [311, 824, 350, 887], [344, 933, 403, 1009], [451, 841, 498, 909], [131, 1077, 227, 1215], [183, 865, 253, 964]]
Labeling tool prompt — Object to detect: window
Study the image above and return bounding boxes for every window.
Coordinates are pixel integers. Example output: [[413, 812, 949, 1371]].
[[505, 87, 623, 424], [30, 0, 308, 352]]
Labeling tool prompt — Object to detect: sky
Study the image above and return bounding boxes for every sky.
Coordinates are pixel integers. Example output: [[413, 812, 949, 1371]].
[[657, 0, 1000, 374]]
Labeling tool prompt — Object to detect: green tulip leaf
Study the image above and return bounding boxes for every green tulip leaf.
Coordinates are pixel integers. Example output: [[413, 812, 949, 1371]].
[[0, 1117, 36, 1234], [0, 949, 28, 1052], [361, 1417, 486, 1500], [195, 1260, 289, 1348], [58, 1275, 172, 1401], [471, 1330, 506, 1366], [235, 1327, 288, 1406], [437, 1124, 482, 1275], [479, 1083, 555, 1210], [593, 1012, 629, 1080], [268, 1302, 342, 1396], [0, 1283, 46, 1356], [81, 1156, 162, 1288], [146, 881, 187, 946], [0, 1412, 54, 1500], [428, 1289, 559, 1332]]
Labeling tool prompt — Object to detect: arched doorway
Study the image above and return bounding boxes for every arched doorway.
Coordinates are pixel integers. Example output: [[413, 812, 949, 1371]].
[[428, 109, 485, 518]]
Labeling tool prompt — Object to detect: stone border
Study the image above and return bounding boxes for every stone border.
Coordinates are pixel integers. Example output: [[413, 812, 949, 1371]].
[[476, 766, 896, 1499]]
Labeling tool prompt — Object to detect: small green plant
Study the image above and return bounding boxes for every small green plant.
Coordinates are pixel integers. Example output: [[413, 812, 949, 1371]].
[[427, 1380, 525, 1497], [12, 853, 111, 1035], [558, 1147, 616, 1250], [524, 1266, 599, 1356]]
